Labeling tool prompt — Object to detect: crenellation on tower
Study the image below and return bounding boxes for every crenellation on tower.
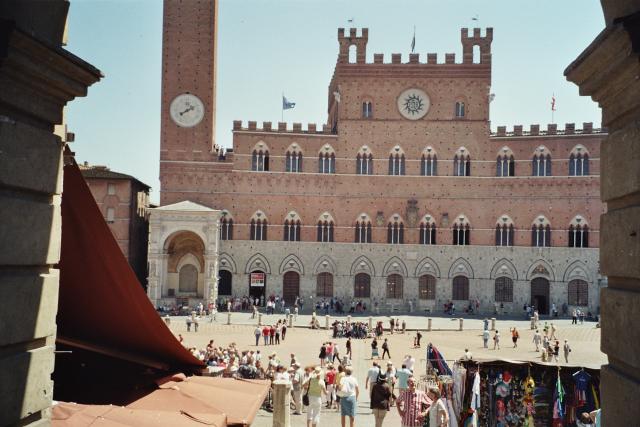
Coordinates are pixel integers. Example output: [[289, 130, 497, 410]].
[[337, 27, 368, 63], [445, 53, 456, 64], [491, 122, 604, 137], [409, 53, 419, 64], [530, 124, 540, 135], [461, 27, 493, 64], [427, 53, 437, 64], [373, 53, 384, 64], [391, 53, 401, 64]]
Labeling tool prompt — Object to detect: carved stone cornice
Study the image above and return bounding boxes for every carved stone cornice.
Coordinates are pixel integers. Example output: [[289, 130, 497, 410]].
[[564, 13, 640, 130], [0, 20, 102, 129]]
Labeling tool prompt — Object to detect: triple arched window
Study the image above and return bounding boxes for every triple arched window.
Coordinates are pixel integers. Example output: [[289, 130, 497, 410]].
[[356, 148, 374, 175], [453, 148, 471, 176], [531, 217, 551, 247], [495, 217, 514, 246], [283, 217, 301, 241], [220, 217, 233, 240], [496, 147, 515, 177], [569, 146, 589, 176], [452, 216, 470, 245], [387, 216, 404, 244], [317, 214, 335, 242], [421, 148, 437, 176], [532, 147, 552, 176], [285, 149, 303, 172], [318, 152, 336, 173], [568, 217, 589, 248], [249, 217, 268, 240], [251, 149, 269, 171], [419, 216, 437, 245], [354, 215, 372, 243], [388, 147, 406, 175]]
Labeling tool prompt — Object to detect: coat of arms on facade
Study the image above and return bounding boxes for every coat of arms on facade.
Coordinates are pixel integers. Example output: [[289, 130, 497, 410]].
[[533, 264, 550, 276], [376, 211, 385, 226], [406, 198, 419, 227]]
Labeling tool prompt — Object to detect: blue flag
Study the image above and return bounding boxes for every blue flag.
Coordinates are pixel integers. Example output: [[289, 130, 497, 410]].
[[282, 96, 296, 110]]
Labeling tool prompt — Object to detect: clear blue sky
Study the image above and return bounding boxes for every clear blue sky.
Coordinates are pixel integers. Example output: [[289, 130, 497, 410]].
[[66, 0, 604, 204]]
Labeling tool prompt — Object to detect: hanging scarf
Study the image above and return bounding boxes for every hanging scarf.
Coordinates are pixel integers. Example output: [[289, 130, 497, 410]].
[[427, 343, 452, 376], [552, 372, 565, 424]]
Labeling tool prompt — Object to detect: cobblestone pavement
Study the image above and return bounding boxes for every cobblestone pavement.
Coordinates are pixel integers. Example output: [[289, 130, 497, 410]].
[[169, 313, 604, 427]]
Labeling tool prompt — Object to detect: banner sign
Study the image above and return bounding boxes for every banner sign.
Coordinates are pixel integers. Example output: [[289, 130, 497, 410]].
[[250, 272, 265, 287]]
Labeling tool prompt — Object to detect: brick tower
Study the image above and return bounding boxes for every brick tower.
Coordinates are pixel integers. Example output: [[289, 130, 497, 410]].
[[159, 0, 218, 205]]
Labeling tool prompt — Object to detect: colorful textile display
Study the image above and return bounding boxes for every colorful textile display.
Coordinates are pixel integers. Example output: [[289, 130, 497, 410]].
[[426, 343, 452, 376]]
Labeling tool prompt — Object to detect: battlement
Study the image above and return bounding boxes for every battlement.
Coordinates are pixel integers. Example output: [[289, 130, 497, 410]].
[[491, 122, 607, 137], [336, 27, 493, 66], [232, 120, 336, 135]]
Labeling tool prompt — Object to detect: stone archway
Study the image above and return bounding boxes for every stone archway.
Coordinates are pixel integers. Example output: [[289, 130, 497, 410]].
[[531, 277, 550, 315], [283, 271, 300, 305]]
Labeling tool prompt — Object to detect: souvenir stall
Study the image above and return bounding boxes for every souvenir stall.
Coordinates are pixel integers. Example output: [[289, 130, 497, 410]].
[[419, 345, 600, 427]]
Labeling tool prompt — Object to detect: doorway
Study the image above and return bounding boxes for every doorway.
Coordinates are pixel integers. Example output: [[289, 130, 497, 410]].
[[283, 271, 300, 305], [249, 270, 266, 305], [218, 270, 232, 296], [531, 277, 550, 315]]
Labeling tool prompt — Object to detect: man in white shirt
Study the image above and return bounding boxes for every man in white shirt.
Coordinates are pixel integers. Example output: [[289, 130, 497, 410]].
[[402, 354, 416, 372], [290, 363, 304, 415], [365, 361, 380, 397]]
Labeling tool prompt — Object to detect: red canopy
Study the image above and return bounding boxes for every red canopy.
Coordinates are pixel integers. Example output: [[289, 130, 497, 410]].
[[58, 160, 202, 371]]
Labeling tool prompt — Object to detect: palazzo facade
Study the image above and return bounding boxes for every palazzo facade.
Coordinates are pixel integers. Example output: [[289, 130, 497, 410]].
[[152, 0, 604, 315]]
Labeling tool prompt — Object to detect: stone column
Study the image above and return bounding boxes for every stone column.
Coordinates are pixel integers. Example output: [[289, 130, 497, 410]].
[[325, 315, 330, 329], [458, 318, 463, 331], [427, 318, 432, 331], [491, 318, 496, 330], [258, 313, 263, 326], [369, 316, 373, 329], [227, 312, 231, 325], [0, 12, 101, 427], [530, 317, 535, 330], [565, 8, 640, 424], [272, 380, 292, 427]]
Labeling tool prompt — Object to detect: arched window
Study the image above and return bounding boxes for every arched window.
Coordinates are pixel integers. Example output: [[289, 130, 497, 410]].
[[495, 216, 514, 246], [495, 277, 513, 302], [354, 214, 372, 243], [419, 275, 436, 300], [316, 272, 333, 297], [283, 212, 302, 242], [387, 215, 404, 244], [532, 146, 552, 176], [569, 146, 590, 176], [455, 101, 465, 118], [452, 276, 469, 300], [318, 152, 336, 173], [452, 215, 470, 246], [249, 212, 268, 241], [252, 149, 269, 171], [388, 146, 405, 175], [285, 148, 303, 172], [421, 147, 437, 176], [178, 264, 198, 293], [356, 147, 374, 175], [419, 215, 437, 245], [568, 279, 589, 306], [386, 274, 404, 299], [568, 216, 589, 248], [362, 101, 373, 118], [453, 148, 471, 176], [317, 213, 335, 243], [531, 216, 551, 247], [496, 147, 515, 177], [220, 217, 233, 240], [354, 273, 371, 298]]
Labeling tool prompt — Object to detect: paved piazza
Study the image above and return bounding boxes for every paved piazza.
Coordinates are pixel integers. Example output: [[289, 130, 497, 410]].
[[168, 313, 604, 426]]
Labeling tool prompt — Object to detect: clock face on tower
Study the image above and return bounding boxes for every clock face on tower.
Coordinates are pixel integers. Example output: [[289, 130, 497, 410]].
[[397, 88, 430, 120], [169, 93, 205, 128]]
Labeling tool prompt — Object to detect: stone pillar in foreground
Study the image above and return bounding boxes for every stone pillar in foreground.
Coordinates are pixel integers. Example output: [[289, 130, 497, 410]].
[[491, 318, 496, 330], [565, 7, 640, 425], [427, 318, 432, 331], [458, 318, 463, 331], [272, 380, 292, 427]]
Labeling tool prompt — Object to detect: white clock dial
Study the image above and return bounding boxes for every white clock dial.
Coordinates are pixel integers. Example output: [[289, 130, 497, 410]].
[[397, 88, 430, 120], [170, 93, 205, 127]]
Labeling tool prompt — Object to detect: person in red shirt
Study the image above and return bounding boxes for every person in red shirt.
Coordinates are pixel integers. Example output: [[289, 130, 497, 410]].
[[262, 326, 270, 345], [325, 363, 337, 409], [397, 377, 431, 427], [269, 325, 276, 345]]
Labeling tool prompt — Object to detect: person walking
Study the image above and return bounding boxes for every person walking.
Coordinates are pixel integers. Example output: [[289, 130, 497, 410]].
[[282, 322, 287, 341], [262, 325, 270, 345], [275, 323, 281, 345], [415, 331, 422, 348], [269, 325, 276, 345], [333, 342, 340, 363], [482, 329, 490, 348], [371, 338, 379, 359], [533, 330, 542, 352], [543, 335, 550, 352], [346, 337, 352, 359], [572, 309, 578, 324], [254, 326, 261, 346], [319, 343, 327, 367], [304, 366, 327, 427], [493, 330, 501, 350], [550, 323, 557, 340], [365, 361, 381, 398], [390, 318, 395, 334], [325, 363, 337, 409], [381, 338, 391, 360], [338, 366, 359, 427], [426, 386, 450, 427], [370, 373, 392, 427], [553, 340, 560, 362], [395, 364, 412, 393], [563, 340, 572, 363], [396, 377, 430, 427], [511, 327, 520, 348], [291, 362, 304, 415]]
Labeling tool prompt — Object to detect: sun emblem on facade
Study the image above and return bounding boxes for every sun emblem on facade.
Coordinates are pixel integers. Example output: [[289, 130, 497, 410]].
[[397, 88, 430, 120], [403, 94, 424, 115]]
